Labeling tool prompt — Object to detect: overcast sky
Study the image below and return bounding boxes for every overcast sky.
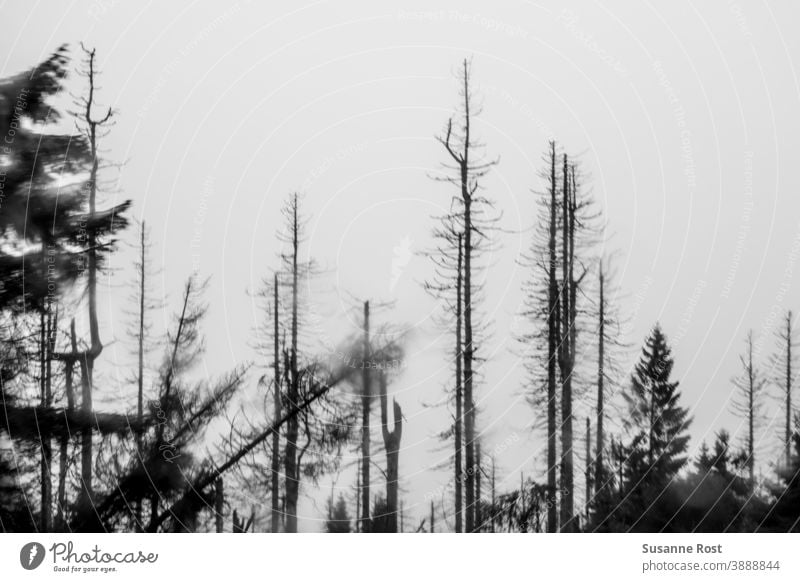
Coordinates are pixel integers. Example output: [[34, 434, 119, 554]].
[[3, 0, 800, 530]]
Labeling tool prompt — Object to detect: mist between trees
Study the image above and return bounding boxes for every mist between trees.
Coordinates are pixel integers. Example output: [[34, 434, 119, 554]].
[[1, 46, 799, 534]]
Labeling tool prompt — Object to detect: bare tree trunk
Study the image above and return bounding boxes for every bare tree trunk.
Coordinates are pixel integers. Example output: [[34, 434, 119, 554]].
[[546, 142, 559, 533], [77, 45, 112, 513], [134, 223, 146, 530], [559, 153, 575, 532], [39, 310, 52, 531], [56, 320, 77, 530], [283, 197, 301, 533], [454, 233, 464, 533], [380, 370, 402, 533], [460, 60, 477, 534], [747, 333, 755, 482], [474, 441, 481, 531], [355, 460, 361, 532], [215, 478, 224, 533], [595, 262, 605, 494], [361, 300, 371, 532], [785, 312, 793, 468], [271, 273, 281, 532], [430, 500, 434, 533], [490, 457, 496, 533], [585, 417, 592, 523]]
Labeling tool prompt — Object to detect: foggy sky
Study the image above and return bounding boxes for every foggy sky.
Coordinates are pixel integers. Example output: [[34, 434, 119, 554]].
[[2, 0, 800, 531]]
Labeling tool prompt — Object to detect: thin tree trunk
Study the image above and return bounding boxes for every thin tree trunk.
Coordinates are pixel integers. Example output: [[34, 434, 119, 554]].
[[355, 459, 360, 532], [430, 500, 434, 533], [785, 312, 793, 468], [283, 198, 301, 533], [360, 300, 371, 532], [490, 458, 496, 533], [56, 320, 78, 530], [747, 333, 755, 482], [585, 417, 592, 523], [474, 441, 481, 531], [454, 234, 463, 533], [595, 262, 605, 494], [460, 59, 476, 534], [559, 153, 575, 532], [546, 141, 559, 533], [380, 370, 402, 533], [39, 310, 52, 531], [215, 478, 224, 533], [135, 223, 146, 530], [271, 273, 281, 532]]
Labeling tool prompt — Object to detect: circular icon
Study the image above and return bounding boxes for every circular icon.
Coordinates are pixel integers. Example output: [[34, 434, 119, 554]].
[[19, 542, 45, 570]]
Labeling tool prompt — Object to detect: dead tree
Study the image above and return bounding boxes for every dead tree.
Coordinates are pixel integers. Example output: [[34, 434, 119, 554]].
[[129, 220, 159, 530], [435, 58, 498, 532], [71, 44, 130, 512], [558, 153, 575, 531], [595, 261, 605, 493], [455, 234, 464, 532], [361, 300, 371, 531], [379, 370, 402, 532], [585, 417, 592, 521], [271, 272, 282, 532], [280, 194, 305, 533], [55, 320, 78, 530], [776, 312, 796, 468], [732, 331, 766, 481], [215, 478, 224, 533]]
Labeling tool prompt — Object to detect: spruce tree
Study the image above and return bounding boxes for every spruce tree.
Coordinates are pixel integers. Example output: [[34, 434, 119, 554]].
[[594, 324, 691, 531], [624, 324, 691, 483]]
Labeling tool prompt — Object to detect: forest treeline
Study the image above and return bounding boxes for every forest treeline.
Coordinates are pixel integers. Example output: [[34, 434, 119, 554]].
[[0, 47, 798, 533]]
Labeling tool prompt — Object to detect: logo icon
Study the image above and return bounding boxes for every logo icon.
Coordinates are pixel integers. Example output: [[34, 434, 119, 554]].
[[20, 542, 45, 570]]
